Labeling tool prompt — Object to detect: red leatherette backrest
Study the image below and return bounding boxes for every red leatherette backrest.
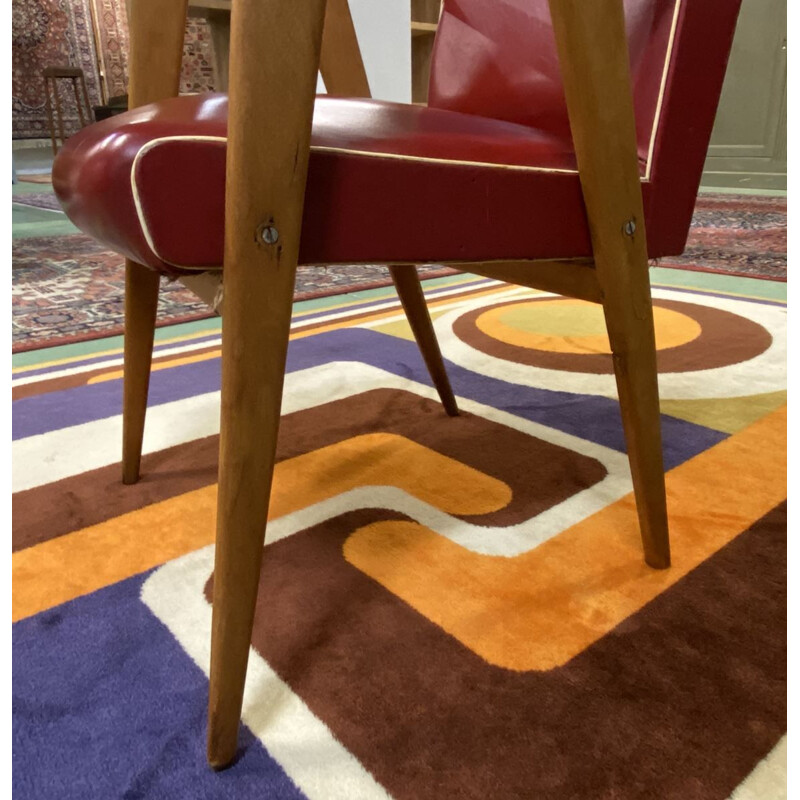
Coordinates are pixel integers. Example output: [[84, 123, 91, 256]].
[[428, 0, 742, 252]]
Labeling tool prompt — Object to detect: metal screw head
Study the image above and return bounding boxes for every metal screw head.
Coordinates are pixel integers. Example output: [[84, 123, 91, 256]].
[[623, 218, 637, 236], [260, 225, 279, 245]]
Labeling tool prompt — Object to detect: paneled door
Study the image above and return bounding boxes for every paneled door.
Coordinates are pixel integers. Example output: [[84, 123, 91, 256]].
[[701, 0, 787, 190]]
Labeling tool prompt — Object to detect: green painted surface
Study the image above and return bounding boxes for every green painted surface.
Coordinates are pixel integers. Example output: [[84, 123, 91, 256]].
[[12, 182, 54, 196], [651, 267, 786, 303], [661, 391, 787, 434]]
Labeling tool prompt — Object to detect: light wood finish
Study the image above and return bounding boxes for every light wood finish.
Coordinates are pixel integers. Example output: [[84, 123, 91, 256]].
[[121, 0, 189, 484], [207, 0, 328, 769], [466, 259, 602, 304], [547, 0, 670, 568], [389, 266, 458, 416], [127, 0, 188, 108], [122, 266, 160, 484], [186, 0, 372, 96], [411, 21, 438, 35], [178, 272, 225, 313], [187, 2, 231, 90], [316, 0, 458, 416], [320, 0, 370, 96]]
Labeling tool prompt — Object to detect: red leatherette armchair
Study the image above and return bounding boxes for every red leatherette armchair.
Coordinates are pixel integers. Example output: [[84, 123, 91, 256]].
[[52, 0, 741, 767]]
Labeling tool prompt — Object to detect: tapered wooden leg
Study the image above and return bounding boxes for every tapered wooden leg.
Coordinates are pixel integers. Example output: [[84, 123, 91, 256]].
[[389, 265, 458, 416], [122, 260, 160, 484], [206, 0, 326, 767], [207, 263, 298, 768], [603, 299, 670, 569]]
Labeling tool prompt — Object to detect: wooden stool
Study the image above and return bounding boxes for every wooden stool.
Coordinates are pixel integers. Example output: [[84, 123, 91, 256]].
[[43, 66, 93, 155]]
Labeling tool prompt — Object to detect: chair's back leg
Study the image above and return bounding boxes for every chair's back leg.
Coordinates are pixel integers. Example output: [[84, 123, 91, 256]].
[[121, 0, 189, 484], [122, 264, 160, 484], [72, 77, 86, 128], [314, 3, 458, 415], [389, 265, 458, 416], [79, 74, 92, 126]]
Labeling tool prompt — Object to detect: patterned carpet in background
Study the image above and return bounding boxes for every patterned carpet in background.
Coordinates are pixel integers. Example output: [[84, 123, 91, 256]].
[[11, 191, 61, 210], [11, 0, 103, 139], [11, 234, 457, 351], [12, 270, 786, 799], [11, 0, 216, 139], [659, 193, 787, 280]]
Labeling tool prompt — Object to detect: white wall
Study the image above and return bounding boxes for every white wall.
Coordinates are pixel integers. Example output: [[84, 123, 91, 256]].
[[317, 0, 411, 102]]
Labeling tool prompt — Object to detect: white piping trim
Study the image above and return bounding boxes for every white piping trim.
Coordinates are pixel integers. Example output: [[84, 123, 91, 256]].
[[129, 136, 229, 271], [643, 0, 683, 180], [130, 133, 581, 271], [306, 144, 578, 173]]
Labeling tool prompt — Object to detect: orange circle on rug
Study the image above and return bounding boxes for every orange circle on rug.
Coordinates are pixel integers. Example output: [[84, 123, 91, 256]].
[[474, 299, 703, 355], [452, 297, 773, 374]]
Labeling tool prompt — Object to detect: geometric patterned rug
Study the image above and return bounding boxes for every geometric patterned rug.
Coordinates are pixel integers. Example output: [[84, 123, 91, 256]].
[[12, 270, 786, 799]]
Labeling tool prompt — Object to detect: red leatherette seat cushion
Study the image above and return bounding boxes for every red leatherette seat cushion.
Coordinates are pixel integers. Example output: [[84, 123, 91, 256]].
[[53, 95, 602, 273], [52, 0, 743, 275]]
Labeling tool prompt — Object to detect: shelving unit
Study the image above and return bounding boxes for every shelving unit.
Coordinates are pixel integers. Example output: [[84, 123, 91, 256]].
[[411, 0, 440, 104]]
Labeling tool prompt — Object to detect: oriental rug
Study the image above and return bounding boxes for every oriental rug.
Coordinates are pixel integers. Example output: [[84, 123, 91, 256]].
[[11, 234, 459, 352], [12, 269, 786, 800], [11, 0, 103, 139]]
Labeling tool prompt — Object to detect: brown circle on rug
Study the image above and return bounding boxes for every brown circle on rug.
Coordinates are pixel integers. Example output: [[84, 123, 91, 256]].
[[452, 297, 772, 374]]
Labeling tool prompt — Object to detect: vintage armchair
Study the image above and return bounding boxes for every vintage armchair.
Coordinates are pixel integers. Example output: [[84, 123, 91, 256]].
[[52, 0, 742, 768]]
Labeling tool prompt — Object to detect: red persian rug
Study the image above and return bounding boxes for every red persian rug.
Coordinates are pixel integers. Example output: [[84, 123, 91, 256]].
[[11, 234, 458, 352], [11, 0, 103, 139], [90, 0, 217, 99], [658, 193, 786, 282]]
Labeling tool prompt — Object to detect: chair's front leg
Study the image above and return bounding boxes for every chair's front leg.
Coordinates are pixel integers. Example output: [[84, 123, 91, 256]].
[[207, 255, 298, 768], [206, 0, 328, 769], [547, 0, 670, 567], [122, 262, 160, 484]]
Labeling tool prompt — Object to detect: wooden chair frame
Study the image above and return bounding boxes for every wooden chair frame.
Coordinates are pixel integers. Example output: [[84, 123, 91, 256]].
[[122, 0, 670, 767]]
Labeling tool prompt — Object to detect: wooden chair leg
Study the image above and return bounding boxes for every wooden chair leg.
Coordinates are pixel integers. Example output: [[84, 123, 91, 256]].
[[389, 265, 458, 416], [207, 263, 298, 768], [206, 0, 325, 768], [122, 260, 160, 484], [44, 78, 58, 156], [603, 297, 670, 569]]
